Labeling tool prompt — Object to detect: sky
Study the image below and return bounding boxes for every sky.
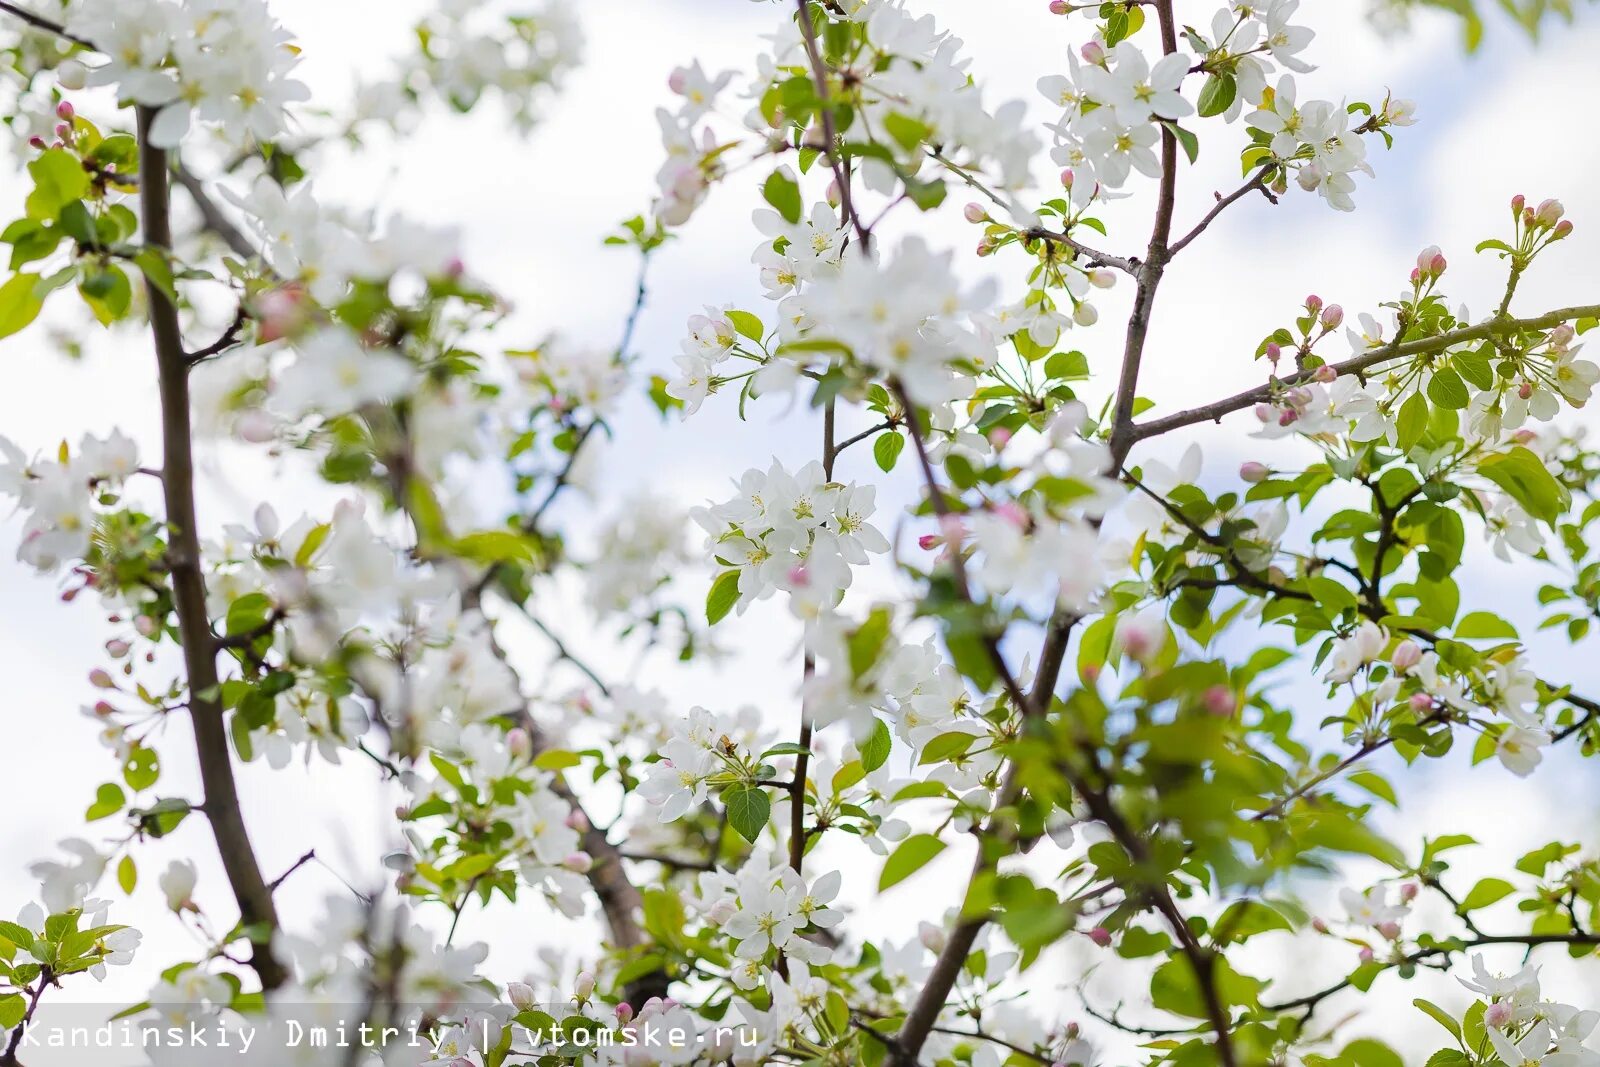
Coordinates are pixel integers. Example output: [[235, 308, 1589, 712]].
[[1, 0, 1599, 1062]]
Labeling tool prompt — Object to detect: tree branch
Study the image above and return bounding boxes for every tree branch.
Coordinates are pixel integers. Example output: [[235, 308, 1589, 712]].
[[136, 105, 285, 992]]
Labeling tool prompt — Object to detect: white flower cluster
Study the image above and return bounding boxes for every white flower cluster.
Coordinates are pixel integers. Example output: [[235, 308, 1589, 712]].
[[1325, 623, 1554, 776], [691, 459, 888, 617], [583, 496, 691, 615], [653, 60, 736, 226], [688, 853, 839, 980], [64, 0, 309, 149], [637, 705, 774, 822], [0, 430, 139, 572], [511, 338, 628, 419], [1457, 955, 1600, 1067]]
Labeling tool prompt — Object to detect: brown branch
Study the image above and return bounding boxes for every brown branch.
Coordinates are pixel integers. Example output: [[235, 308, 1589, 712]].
[[1167, 167, 1275, 257], [1129, 303, 1600, 443], [0, 1, 92, 47], [136, 105, 285, 992]]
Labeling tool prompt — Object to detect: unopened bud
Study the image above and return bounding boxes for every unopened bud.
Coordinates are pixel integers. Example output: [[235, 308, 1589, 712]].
[[1265, 341, 1282, 363], [1409, 692, 1434, 711], [562, 852, 593, 873], [976, 237, 996, 257], [105, 639, 131, 659], [1312, 917, 1330, 934], [1511, 194, 1526, 215], [89, 668, 115, 689], [57, 60, 87, 90], [575, 971, 596, 999], [1358, 946, 1375, 962], [28, 136, 46, 149], [93, 701, 115, 717], [1239, 461, 1270, 483], [1313, 364, 1337, 383], [918, 533, 942, 550], [1059, 168, 1075, 189], [54, 122, 71, 140], [1048, 0, 1070, 12], [1485, 1000, 1514, 1028], [565, 809, 590, 833], [1320, 304, 1344, 329], [666, 68, 687, 95], [1087, 926, 1112, 948], [1391, 640, 1422, 671], [787, 564, 810, 588], [1536, 198, 1565, 227], [1088, 268, 1116, 289], [507, 981, 536, 1011], [1377, 921, 1402, 940], [1080, 40, 1105, 65], [135, 615, 158, 637], [963, 202, 986, 223], [918, 921, 947, 954], [55, 101, 74, 121], [1072, 302, 1098, 326], [506, 727, 531, 757], [1203, 685, 1234, 717], [1305, 294, 1323, 313], [1399, 882, 1419, 903], [614, 1003, 634, 1024], [1553, 219, 1573, 239], [987, 426, 1013, 449]]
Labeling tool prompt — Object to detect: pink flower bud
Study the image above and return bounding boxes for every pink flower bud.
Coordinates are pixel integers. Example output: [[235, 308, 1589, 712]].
[[666, 68, 687, 95], [976, 237, 996, 257], [787, 564, 810, 588], [54, 123, 71, 140], [963, 202, 986, 223], [1049, 0, 1070, 12], [987, 426, 1013, 448], [1313, 364, 1337, 383], [1536, 198, 1565, 226], [1305, 294, 1323, 313], [1265, 341, 1282, 363], [1511, 194, 1526, 215], [1203, 685, 1234, 717], [995, 502, 1028, 529], [506, 727, 531, 757], [1399, 882, 1419, 903], [1080, 40, 1105, 65], [56, 101, 73, 120], [565, 809, 590, 833], [89, 668, 115, 689], [1391, 640, 1421, 671], [1082, 663, 1100, 683], [1377, 921, 1401, 941], [1087, 926, 1112, 948], [614, 1003, 634, 1024], [1512, 428, 1538, 445], [1554, 219, 1573, 239], [93, 701, 115, 717], [1518, 382, 1534, 400], [1485, 1000, 1514, 1028], [918, 533, 942, 550], [1409, 692, 1434, 711], [507, 981, 536, 1011], [28, 136, 46, 149], [105, 639, 130, 659], [1059, 168, 1075, 189], [135, 615, 158, 637], [1430, 253, 1447, 275], [1312, 917, 1330, 934], [1278, 409, 1298, 427], [575, 971, 596, 999], [1320, 304, 1344, 329], [1358, 946, 1375, 962], [1254, 403, 1275, 423], [562, 852, 593, 873], [1239, 461, 1270, 483]]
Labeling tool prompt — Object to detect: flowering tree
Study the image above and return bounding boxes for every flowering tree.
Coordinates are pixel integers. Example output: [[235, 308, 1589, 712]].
[[1, 1, 1598, 1065]]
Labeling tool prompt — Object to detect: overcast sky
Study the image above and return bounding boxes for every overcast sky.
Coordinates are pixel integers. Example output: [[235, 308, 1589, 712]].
[[2, 1, 1598, 1061]]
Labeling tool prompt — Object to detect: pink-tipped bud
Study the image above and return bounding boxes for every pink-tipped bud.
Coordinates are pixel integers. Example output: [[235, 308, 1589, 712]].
[[1312, 917, 1330, 934], [1059, 168, 1075, 189], [1358, 946, 1375, 963], [93, 701, 115, 717], [1553, 219, 1573, 239], [55, 101, 74, 120], [1399, 882, 1419, 903], [1313, 364, 1337, 383], [1072, 302, 1098, 326], [507, 981, 536, 1012], [1409, 692, 1434, 711], [1254, 402, 1275, 423], [963, 202, 986, 223], [1536, 198, 1565, 227], [1415, 245, 1441, 274], [1240, 461, 1270, 483], [28, 136, 46, 149], [562, 852, 593, 874], [1512, 428, 1538, 445], [1081, 662, 1101, 683], [1265, 341, 1282, 363], [918, 533, 942, 550], [54, 122, 71, 140], [105, 639, 131, 659], [506, 727, 531, 757], [135, 615, 158, 637], [976, 237, 996, 257], [1320, 304, 1344, 329], [995, 501, 1028, 529], [1305, 294, 1323, 313], [1203, 685, 1234, 718], [89, 668, 115, 689], [1518, 382, 1534, 400], [1377, 921, 1402, 941], [787, 564, 810, 588], [666, 68, 687, 95], [1485, 1000, 1514, 1028], [1087, 926, 1112, 948], [1049, 0, 1070, 12], [1430, 253, 1447, 275], [987, 426, 1013, 449], [565, 809, 590, 833], [1278, 409, 1298, 427], [1391, 640, 1422, 671], [614, 1003, 634, 1024], [1080, 40, 1105, 65], [1511, 194, 1526, 215], [443, 255, 465, 279]]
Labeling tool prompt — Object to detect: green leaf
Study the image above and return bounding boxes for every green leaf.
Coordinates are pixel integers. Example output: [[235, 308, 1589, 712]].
[[1197, 73, 1237, 118], [452, 530, 540, 565], [1339, 1038, 1404, 1067], [123, 746, 160, 791], [706, 569, 741, 625], [1414, 998, 1462, 1040], [533, 750, 581, 771], [1458, 877, 1514, 911], [0, 993, 25, 1030], [762, 169, 803, 225], [116, 855, 137, 895], [860, 718, 892, 773], [882, 112, 930, 152], [1396, 391, 1429, 451], [918, 731, 976, 766], [0, 272, 45, 340], [879, 833, 946, 891], [1454, 345, 1494, 390], [25, 149, 91, 221], [723, 784, 772, 843], [1426, 367, 1469, 409], [849, 607, 892, 678], [86, 782, 126, 821], [1478, 445, 1568, 525], [1454, 611, 1517, 639], [726, 309, 764, 343], [873, 431, 905, 472]]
